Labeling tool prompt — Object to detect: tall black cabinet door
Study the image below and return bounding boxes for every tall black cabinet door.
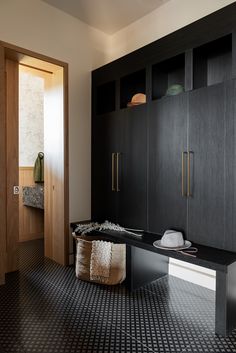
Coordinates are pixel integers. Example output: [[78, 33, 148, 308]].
[[92, 112, 122, 223], [224, 80, 236, 252], [148, 94, 188, 235], [118, 105, 147, 229], [188, 84, 226, 249]]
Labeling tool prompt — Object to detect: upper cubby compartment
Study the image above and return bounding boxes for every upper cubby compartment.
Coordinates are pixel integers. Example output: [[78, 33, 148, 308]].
[[96, 81, 116, 115], [193, 34, 232, 89], [120, 69, 146, 109], [152, 53, 185, 100]]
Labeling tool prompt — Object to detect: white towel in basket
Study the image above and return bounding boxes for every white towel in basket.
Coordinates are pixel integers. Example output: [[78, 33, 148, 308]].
[[90, 240, 112, 281]]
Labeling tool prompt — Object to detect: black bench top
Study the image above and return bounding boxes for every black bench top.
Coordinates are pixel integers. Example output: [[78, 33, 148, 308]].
[[71, 222, 236, 272]]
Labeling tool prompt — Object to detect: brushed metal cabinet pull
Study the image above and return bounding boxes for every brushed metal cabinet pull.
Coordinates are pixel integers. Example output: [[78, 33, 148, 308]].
[[182, 152, 187, 197], [187, 151, 192, 197], [116, 152, 120, 192], [112, 153, 116, 191]]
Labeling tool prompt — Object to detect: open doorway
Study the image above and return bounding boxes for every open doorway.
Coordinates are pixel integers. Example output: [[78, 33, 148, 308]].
[[0, 43, 69, 284], [17, 56, 67, 264], [19, 65, 45, 243]]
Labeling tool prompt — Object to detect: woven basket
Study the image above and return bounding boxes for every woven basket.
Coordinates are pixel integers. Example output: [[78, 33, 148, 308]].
[[73, 234, 126, 285]]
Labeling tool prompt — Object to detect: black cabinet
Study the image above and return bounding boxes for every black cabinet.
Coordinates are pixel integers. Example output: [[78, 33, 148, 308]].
[[92, 4, 236, 254], [147, 81, 236, 252], [224, 79, 236, 252], [92, 112, 122, 223], [92, 107, 147, 228], [119, 105, 147, 229], [188, 84, 226, 248], [148, 94, 188, 235], [187, 81, 236, 252]]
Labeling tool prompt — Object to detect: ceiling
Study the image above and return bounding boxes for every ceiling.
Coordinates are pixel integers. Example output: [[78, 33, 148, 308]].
[[42, 0, 170, 35]]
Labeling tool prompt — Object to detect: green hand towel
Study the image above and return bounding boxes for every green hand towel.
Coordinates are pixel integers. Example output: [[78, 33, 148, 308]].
[[34, 152, 44, 183]]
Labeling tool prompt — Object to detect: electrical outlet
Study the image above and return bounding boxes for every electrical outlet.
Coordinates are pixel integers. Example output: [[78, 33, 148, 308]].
[[13, 186, 20, 195]]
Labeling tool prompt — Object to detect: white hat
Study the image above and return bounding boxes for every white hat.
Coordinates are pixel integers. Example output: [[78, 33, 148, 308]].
[[153, 230, 192, 250], [161, 230, 184, 247]]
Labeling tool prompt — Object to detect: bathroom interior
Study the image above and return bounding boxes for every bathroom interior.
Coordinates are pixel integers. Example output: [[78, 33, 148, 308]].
[[19, 65, 45, 244]]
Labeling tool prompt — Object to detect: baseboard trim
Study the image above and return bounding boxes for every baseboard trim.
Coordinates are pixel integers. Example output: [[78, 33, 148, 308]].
[[169, 259, 216, 291]]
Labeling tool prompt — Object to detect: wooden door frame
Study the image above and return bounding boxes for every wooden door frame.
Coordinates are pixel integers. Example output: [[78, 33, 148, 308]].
[[0, 41, 69, 275], [0, 46, 6, 284]]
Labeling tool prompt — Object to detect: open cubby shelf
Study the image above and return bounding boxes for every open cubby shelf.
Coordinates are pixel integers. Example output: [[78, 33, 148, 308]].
[[152, 53, 185, 100], [96, 35, 233, 114], [96, 81, 116, 115], [193, 34, 232, 89], [120, 69, 146, 109]]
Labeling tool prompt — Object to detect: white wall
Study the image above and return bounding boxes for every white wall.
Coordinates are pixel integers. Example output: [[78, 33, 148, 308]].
[[108, 0, 236, 61], [0, 0, 110, 223], [106, 0, 236, 290]]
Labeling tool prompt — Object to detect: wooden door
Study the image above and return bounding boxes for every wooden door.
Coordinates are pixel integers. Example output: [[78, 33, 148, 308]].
[[5, 59, 19, 273], [118, 104, 147, 229], [0, 55, 19, 280], [148, 94, 188, 235], [188, 83, 226, 249], [0, 46, 6, 284], [92, 112, 122, 223], [44, 68, 66, 265]]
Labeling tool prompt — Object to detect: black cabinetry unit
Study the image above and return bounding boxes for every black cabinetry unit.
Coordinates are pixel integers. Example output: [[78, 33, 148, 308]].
[[118, 105, 147, 229], [193, 34, 232, 89], [188, 83, 226, 248], [92, 3, 236, 252], [152, 53, 185, 100], [96, 81, 116, 115], [92, 112, 121, 223], [148, 93, 188, 235], [120, 70, 146, 108], [92, 107, 147, 229], [188, 80, 236, 251]]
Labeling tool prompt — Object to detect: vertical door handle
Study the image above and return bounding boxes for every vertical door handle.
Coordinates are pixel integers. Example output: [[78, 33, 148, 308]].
[[112, 153, 116, 191], [187, 151, 192, 197], [182, 152, 187, 197], [116, 152, 120, 192]]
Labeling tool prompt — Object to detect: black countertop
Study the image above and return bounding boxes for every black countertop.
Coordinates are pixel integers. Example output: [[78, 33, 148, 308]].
[[71, 222, 236, 272]]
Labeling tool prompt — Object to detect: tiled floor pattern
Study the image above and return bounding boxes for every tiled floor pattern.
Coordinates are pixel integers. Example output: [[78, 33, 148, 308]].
[[0, 240, 235, 352]]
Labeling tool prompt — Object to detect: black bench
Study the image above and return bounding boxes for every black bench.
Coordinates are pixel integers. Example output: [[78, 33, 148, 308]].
[[71, 222, 236, 337]]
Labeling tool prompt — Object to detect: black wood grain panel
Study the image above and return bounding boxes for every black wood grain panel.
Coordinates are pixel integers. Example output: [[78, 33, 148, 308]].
[[224, 79, 236, 252], [188, 84, 225, 249], [215, 261, 236, 336], [92, 113, 122, 223], [232, 30, 236, 78], [148, 94, 188, 235], [125, 245, 169, 291], [185, 49, 193, 91], [118, 105, 147, 229]]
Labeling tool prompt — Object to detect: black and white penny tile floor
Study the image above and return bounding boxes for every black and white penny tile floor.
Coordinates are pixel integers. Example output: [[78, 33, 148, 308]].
[[0, 239, 235, 353]]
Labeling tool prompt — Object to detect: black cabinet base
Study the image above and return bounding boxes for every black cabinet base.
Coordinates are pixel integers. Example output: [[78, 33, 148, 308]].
[[215, 262, 236, 336], [125, 245, 236, 337], [125, 245, 169, 291]]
